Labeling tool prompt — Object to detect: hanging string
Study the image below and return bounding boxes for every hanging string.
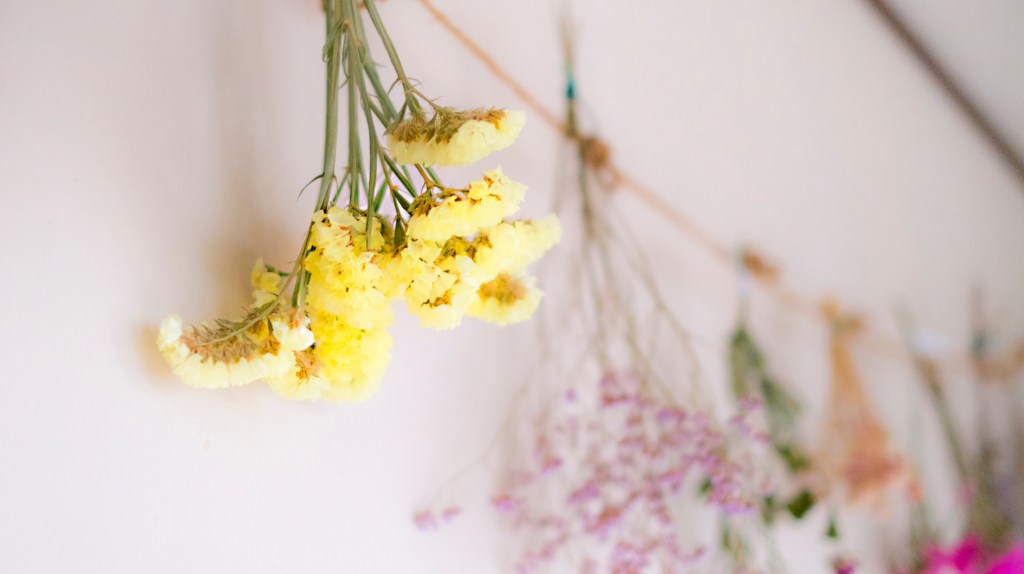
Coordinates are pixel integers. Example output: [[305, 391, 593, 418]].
[[416, 0, 1022, 376]]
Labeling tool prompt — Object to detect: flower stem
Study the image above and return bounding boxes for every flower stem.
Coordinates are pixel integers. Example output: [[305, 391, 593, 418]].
[[344, 2, 361, 208], [317, 0, 343, 212], [345, 0, 382, 237], [362, 0, 423, 116], [294, 0, 344, 307]]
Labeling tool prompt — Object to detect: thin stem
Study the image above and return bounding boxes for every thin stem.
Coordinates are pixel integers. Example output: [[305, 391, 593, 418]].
[[425, 166, 443, 186], [380, 165, 405, 208], [896, 311, 970, 480], [364, 60, 398, 122], [345, 39, 361, 205], [354, 7, 400, 125], [381, 152, 417, 199], [343, 0, 382, 237], [414, 163, 433, 187], [916, 356, 971, 481], [295, 0, 344, 306], [362, 0, 423, 116], [316, 2, 342, 211]]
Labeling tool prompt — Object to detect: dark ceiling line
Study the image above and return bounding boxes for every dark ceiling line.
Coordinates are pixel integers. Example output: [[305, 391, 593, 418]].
[[863, 0, 1024, 192]]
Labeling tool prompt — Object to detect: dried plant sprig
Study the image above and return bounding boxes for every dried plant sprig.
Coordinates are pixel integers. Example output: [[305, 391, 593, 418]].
[[729, 324, 806, 472], [729, 322, 817, 520], [817, 303, 910, 505], [898, 309, 1016, 555]]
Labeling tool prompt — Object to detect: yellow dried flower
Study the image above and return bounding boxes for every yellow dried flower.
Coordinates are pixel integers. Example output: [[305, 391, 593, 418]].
[[265, 308, 392, 403], [375, 248, 410, 299], [467, 272, 542, 326], [306, 207, 391, 330], [387, 108, 526, 166], [157, 311, 314, 389], [251, 258, 284, 307], [265, 348, 333, 401], [468, 215, 562, 281], [405, 167, 526, 241], [393, 236, 475, 330], [308, 311, 393, 401], [395, 237, 448, 302], [292, 211, 396, 400], [406, 279, 479, 330], [395, 213, 560, 330]]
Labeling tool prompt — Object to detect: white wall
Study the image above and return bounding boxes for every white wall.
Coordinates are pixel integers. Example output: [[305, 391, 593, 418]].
[[1, 0, 1022, 572]]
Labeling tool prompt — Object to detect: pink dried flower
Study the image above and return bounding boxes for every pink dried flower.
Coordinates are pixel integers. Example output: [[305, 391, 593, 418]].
[[585, 504, 627, 538], [568, 480, 601, 505], [492, 493, 519, 513], [493, 369, 759, 571], [412, 510, 438, 531]]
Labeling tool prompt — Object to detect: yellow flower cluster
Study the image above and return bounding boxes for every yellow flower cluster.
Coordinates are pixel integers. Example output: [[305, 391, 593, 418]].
[[270, 209, 395, 402], [387, 109, 526, 167], [395, 215, 561, 330], [157, 186, 557, 402], [160, 107, 558, 402], [387, 167, 560, 331]]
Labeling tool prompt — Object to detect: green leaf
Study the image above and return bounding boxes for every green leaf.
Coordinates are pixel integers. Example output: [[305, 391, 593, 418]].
[[760, 496, 777, 525], [393, 215, 406, 245], [698, 476, 713, 496], [775, 444, 811, 473], [826, 514, 840, 540], [785, 489, 815, 519]]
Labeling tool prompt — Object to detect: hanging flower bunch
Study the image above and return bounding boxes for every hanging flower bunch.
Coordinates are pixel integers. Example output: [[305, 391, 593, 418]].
[[483, 372, 767, 574], [890, 309, 1024, 574], [157, 0, 559, 402], [414, 45, 771, 573], [479, 139, 769, 572], [817, 303, 910, 505], [724, 302, 823, 568]]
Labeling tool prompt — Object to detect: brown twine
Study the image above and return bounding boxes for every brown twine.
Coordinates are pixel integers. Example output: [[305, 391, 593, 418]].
[[416, 0, 1020, 376]]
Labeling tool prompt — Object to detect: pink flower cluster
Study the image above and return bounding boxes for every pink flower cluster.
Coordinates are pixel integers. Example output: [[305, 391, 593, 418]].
[[491, 371, 760, 573], [920, 537, 1024, 574]]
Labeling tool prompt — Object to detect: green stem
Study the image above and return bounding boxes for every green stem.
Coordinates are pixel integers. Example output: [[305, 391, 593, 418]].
[[343, 2, 361, 208], [381, 151, 417, 199], [362, 0, 423, 116], [345, 0, 381, 236], [294, 0, 344, 306], [425, 165, 443, 187], [917, 359, 971, 481], [363, 59, 398, 121], [316, 2, 342, 211], [896, 311, 970, 480], [353, 9, 400, 125]]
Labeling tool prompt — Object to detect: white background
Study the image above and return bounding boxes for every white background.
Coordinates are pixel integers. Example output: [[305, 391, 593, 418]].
[[1, 0, 1023, 572]]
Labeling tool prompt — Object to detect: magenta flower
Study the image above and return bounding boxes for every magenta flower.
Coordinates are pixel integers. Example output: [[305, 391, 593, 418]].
[[923, 537, 981, 573], [987, 546, 1024, 574]]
